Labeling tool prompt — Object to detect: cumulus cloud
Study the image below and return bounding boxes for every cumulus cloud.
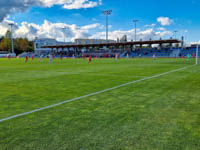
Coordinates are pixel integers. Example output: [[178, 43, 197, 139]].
[[39, 0, 101, 9], [90, 28, 173, 41], [0, 19, 104, 41], [62, 0, 100, 9], [157, 27, 165, 31], [157, 17, 173, 26], [0, 19, 173, 42], [0, 0, 102, 22], [190, 41, 200, 45], [0, 0, 35, 22], [144, 24, 156, 28]]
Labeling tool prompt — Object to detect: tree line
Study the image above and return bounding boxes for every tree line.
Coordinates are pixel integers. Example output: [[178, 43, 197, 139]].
[[0, 30, 34, 55]]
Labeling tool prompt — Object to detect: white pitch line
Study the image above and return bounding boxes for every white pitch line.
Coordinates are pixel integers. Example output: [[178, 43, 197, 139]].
[[83, 73, 148, 78], [0, 65, 195, 123]]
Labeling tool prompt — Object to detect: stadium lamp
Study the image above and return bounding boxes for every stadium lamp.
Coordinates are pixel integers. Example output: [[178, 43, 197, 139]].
[[62, 27, 67, 43], [8, 23, 14, 54], [174, 31, 178, 39], [102, 10, 112, 42], [196, 45, 199, 65], [133, 20, 139, 41]]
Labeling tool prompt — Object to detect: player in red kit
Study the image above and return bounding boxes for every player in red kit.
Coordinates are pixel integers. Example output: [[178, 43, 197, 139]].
[[32, 54, 34, 61], [89, 56, 92, 63], [25, 55, 29, 63], [193, 52, 195, 58], [118, 54, 120, 59]]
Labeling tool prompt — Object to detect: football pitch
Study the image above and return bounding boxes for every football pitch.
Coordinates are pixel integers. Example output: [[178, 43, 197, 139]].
[[0, 58, 199, 150]]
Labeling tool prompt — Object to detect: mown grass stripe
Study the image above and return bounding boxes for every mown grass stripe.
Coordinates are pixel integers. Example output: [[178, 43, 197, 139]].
[[0, 65, 195, 123]]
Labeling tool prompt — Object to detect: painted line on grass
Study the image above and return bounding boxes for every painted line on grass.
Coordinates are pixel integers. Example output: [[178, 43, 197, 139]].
[[83, 73, 148, 78], [0, 65, 195, 123]]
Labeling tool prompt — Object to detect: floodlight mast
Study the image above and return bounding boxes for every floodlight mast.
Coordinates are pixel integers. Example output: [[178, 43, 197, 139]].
[[102, 10, 112, 42], [9, 23, 14, 54], [62, 27, 67, 43], [133, 20, 139, 41], [174, 31, 178, 39], [196, 44, 199, 65]]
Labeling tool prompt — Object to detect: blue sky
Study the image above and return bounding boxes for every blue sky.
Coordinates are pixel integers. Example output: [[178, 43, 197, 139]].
[[1, 0, 200, 42]]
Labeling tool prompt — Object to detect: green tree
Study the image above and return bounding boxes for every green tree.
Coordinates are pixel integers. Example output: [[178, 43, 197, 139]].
[[0, 30, 34, 54], [14, 38, 22, 54], [0, 30, 12, 52], [5, 30, 11, 39], [20, 38, 29, 52], [14, 38, 33, 55], [0, 36, 3, 42], [2, 38, 11, 51], [0, 38, 4, 51], [28, 41, 34, 52]]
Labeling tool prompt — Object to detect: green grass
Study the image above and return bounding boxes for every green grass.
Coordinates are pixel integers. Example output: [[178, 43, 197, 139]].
[[0, 58, 199, 150]]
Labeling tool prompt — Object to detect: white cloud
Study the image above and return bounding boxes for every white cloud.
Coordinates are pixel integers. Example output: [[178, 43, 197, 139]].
[[39, 0, 101, 9], [0, 0, 102, 22], [0, 19, 103, 42], [81, 23, 102, 30], [0, 19, 173, 42], [91, 28, 173, 41], [0, 19, 18, 36], [92, 18, 98, 22], [190, 41, 200, 45], [62, 0, 100, 9], [155, 31, 172, 37], [157, 17, 173, 26], [144, 24, 156, 28], [157, 27, 165, 31]]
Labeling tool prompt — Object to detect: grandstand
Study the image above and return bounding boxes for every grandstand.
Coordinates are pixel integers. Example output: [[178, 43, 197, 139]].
[[41, 47, 200, 59], [41, 39, 200, 58]]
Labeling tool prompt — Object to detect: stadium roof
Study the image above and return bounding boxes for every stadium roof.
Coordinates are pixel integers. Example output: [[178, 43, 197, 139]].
[[42, 39, 181, 49]]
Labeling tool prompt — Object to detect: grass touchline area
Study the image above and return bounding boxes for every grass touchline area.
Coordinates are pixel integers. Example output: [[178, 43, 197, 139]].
[[0, 58, 199, 150], [0, 64, 194, 123]]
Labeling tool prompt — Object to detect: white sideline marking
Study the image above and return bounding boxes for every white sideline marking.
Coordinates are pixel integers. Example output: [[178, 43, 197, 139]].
[[84, 73, 147, 78], [0, 65, 195, 123]]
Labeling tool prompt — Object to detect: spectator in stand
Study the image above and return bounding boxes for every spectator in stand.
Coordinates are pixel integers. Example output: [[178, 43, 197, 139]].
[[179, 53, 182, 58], [126, 53, 129, 58]]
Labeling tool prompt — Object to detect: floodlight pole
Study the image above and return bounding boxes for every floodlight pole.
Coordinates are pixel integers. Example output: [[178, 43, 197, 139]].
[[9, 23, 14, 54], [133, 20, 139, 41], [102, 10, 112, 42], [196, 44, 199, 65], [62, 27, 66, 43], [174, 31, 178, 39]]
